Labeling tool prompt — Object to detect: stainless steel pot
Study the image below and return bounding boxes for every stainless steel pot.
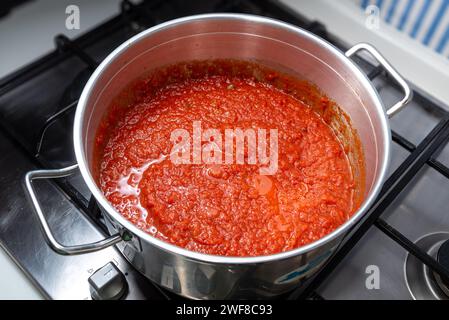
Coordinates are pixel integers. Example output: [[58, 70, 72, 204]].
[[25, 14, 412, 299]]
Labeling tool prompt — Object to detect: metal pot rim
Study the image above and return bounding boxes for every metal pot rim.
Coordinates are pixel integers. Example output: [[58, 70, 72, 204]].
[[73, 13, 390, 264]]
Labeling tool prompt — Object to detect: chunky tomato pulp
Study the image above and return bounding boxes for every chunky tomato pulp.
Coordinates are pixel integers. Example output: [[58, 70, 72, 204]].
[[97, 61, 360, 257]]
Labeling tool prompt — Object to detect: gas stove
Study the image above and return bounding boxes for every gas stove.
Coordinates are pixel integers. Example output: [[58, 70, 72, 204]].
[[0, 0, 448, 300]]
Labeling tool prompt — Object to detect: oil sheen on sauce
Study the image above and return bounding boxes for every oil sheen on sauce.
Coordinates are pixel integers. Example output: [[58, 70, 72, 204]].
[[97, 60, 358, 257]]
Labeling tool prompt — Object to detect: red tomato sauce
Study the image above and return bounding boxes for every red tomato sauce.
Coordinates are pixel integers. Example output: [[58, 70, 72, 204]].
[[96, 60, 360, 257]]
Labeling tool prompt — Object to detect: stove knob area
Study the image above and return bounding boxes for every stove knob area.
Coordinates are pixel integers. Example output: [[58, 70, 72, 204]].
[[88, 262, 128, 300], [437, 239, 449, 287]]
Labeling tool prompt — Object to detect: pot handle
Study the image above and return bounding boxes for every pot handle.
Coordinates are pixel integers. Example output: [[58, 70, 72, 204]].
[[345, 43, 413, 117], [25, 164, 124, 255]]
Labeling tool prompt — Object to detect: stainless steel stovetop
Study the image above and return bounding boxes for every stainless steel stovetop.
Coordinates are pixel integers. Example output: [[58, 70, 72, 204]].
[[0, 0, 448, 300]]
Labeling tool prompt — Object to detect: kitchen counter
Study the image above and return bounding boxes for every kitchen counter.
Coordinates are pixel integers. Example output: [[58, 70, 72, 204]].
[[0, 246, 43, 299]]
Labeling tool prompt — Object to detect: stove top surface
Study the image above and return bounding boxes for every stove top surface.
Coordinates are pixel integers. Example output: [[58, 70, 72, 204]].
[[1, 0, 449, 300]]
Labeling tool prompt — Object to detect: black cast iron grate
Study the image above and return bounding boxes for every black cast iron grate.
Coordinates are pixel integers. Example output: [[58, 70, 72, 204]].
[[0, 0, 449, 299]]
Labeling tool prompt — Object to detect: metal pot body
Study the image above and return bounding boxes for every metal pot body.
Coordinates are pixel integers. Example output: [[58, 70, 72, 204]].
[[104, 216, 339, 298], [26, 14, 412, 299]]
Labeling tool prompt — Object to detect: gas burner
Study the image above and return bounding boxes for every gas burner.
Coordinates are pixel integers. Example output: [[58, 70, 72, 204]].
[[404, 233, 449, 300]]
